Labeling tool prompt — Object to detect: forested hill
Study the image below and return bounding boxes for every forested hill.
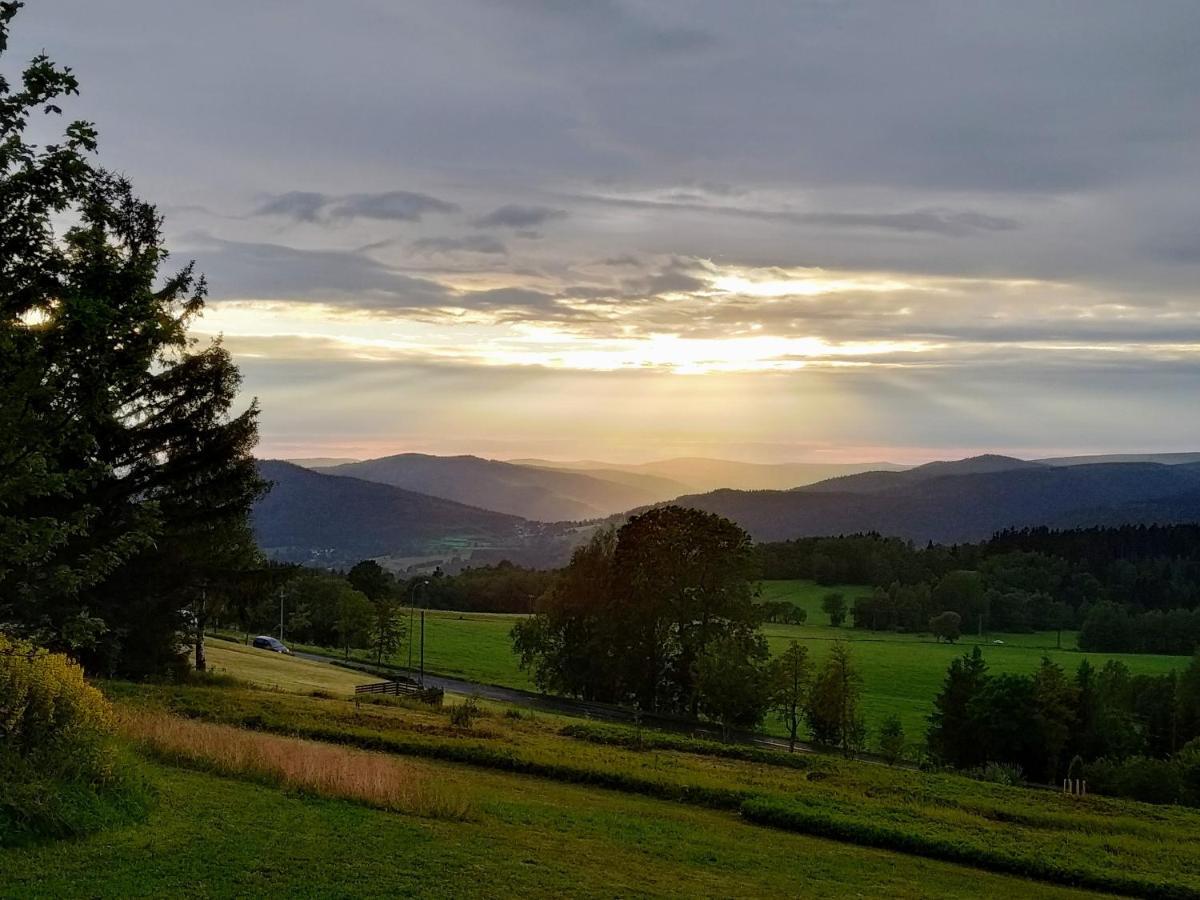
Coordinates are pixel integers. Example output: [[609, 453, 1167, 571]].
[[672, 462, 1200, 544], [252, 460, 562, 567], [796, 453, 1044, 493], [315, 453, 681, 522]]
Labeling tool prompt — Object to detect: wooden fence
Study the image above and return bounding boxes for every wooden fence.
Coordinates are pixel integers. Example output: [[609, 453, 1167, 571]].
[[355, 679, 444, 705]]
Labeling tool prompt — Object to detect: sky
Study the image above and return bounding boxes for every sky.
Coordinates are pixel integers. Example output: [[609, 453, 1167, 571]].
[[12, 1, 1200, 463]]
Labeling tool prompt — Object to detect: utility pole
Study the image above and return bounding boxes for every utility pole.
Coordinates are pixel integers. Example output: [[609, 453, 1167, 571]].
[[279, 590, 285, 643], [408, 578, 428, 673], [419, 608, 425, 687]]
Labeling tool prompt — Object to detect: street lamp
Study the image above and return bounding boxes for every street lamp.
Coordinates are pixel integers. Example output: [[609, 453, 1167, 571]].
[[408, 578, 429, 672]]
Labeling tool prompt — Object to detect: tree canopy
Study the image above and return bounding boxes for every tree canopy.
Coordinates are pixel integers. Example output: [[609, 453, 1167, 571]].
[[0, 3, 262, 676], [513, 505, 763, 718]]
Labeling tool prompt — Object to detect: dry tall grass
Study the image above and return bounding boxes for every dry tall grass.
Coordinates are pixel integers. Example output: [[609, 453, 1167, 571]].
[[118, 709, 470, 820]]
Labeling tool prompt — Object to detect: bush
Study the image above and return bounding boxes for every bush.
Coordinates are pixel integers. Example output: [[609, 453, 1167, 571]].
[[967, 762, 1025, 786], [448, 696, 483, 728], [1, 634, 113, 776], [0, 634, 149, 844], [1086, 756, 1185, 806]]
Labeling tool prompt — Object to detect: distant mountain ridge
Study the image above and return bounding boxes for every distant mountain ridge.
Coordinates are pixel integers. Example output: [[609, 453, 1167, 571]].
[[252, 451, 1200, 569], [672, 461, 1200, 544], [284, 457, 361, 469], [315, 453, 672, 522], [252, 460, 572, 568], [797, 454, 1044, 493], [509, 456, 907, 493]]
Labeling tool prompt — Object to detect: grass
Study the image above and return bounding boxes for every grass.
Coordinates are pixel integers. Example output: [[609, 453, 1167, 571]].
[[375, 609, 537, 689], [0, 761, 1100, 899], [0, 749, 151, 848], [253, 580, 1187, 753], [202, 641, 373, 694], [758, 578, 875, 621], [250, 580, 1180, 748], [101, 679, 1200, 897], [757, 580, 1189, 745], [118, 708, 469, 820]]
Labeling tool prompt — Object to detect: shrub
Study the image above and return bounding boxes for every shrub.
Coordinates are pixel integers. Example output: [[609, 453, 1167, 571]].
[[0, 634, 113, 769], [967, 762, 1025, 786], [449, 696, 483, 728], [0, 634, 149, 844], [1086, 756, 1185, 806]]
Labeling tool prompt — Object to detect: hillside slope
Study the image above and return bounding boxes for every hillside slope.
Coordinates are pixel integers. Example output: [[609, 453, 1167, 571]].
[[317, 454, 671, 521], [798, 454, 1042, 494], [511, 456, 907, 492], [252, 460, 538, 565], [673, 463, 1200, 543]]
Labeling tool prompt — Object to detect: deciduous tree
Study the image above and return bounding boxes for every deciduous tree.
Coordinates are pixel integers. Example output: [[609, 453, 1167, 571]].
[[821, 592, 847, 627], [806, 642, 865, 755], [769, 640, 812, 752]]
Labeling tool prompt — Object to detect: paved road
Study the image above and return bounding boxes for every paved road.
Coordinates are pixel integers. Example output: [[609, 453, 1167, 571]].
[[293, 649, 809, 755]]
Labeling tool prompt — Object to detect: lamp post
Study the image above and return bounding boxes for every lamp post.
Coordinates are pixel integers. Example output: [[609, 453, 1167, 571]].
[[408, 578, 429, 673]]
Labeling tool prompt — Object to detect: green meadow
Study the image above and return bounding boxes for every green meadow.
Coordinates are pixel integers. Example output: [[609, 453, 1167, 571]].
[[0, 754, 1099, 900], [248, 579, 1187, 751], [757, 580, 1188, 744], [33, 672, 1197, 899]]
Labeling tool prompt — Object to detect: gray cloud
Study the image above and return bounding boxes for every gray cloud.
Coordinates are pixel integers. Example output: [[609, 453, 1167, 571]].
[[187, 236, 451, 310], [253, 191, 327, 223], [572, 193, 1020, 236], [495, 0, 716, 57], [14, 0, 1200, 457], [253, 190, 459, 224], [474, 204, 569, 229], [329, 191, 459, 222], [411, 235, 508, 255]]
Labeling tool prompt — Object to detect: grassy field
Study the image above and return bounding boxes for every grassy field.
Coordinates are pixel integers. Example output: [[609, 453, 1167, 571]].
[[0, 758, 1103, 899], [81, 675, 1200, 898], [757, 580, 1188, 746], [254, 580, 1188, 754], [758, 578, 875, 622], [204, 642, 370, 694]]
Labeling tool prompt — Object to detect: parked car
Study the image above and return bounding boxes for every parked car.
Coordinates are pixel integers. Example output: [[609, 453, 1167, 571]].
[[252, 635, 291, 654]]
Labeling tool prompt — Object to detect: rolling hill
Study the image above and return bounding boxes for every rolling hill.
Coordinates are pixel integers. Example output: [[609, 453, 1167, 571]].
[[252, 460, 572, 567], [797, 454, 1044, 493], [509, 456, 907, 492], [672, 462, 1200, 544], [315, 453, 677, 521]]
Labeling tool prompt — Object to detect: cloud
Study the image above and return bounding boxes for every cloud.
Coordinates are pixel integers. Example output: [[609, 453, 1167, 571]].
[[496, 0, 716, 56], [474, 204, 569, 229], [252, 190, 459, 224], [572, 192, 1019, 236], [24, 0, 1200, 458], [329, 191, 459, 221], [411, 235, 508, 255], [187, 236, 451, 310], [253, 191, 327, 223]]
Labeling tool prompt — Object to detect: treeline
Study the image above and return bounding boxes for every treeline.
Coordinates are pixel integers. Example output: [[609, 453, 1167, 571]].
[[759, 525, 1200, 653], [929, 646, 1200, 805], [413, 562, 556, 614], [223, 559, 558, 662]]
